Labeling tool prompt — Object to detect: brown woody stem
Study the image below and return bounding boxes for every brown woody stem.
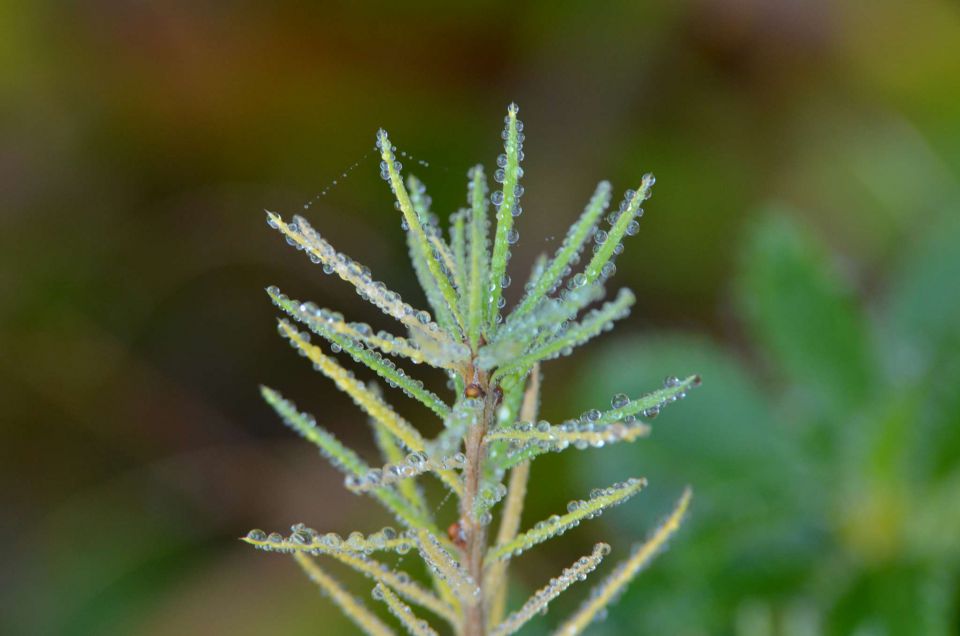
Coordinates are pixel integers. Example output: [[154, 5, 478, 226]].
[[461, 366, 493, 636]]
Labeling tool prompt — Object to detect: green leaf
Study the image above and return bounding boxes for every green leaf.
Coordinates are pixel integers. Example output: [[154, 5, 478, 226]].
[[377, 130, 464, 334], [581, 175, 655, 285], [406, 175, 460, 334], [429, 396, 482, 459], [266, 211, 445, 338], [299, 545, 456, 626], [574, 334, 804, 520], [737, 212, 875, 413], [407, 175, 458, 282], [467, 165, 491, 348], [280, 303, 450, 418], [242, 525, 416, 556], [553, 488, 691, 636], [415, 529, 481, 602], [511, 181, 612, 320], [479, 283, 605, 370], [373, 419, 429, 516], [883, 212, 960, 368], [450, 209, 467, 295], [572, 335, 813, 634], [490, 374, 698, 474], [260, 386, 435, 531], [371, 413, 461, 612], [491, 288, 635, 379], [490, 542, 608, 636], [373, 583, 440, 636], [345, 451, 465, 499], [487, 477, 646, 562], [294, 554, 396, 636], [485, 419, 650, 452], [487, 103, 524, 330], [267, 285, 446, 366], [276, 322, 465, 497]]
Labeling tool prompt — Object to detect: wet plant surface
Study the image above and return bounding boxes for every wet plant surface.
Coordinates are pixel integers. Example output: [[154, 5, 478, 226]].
[[245, 105, 698, 636]]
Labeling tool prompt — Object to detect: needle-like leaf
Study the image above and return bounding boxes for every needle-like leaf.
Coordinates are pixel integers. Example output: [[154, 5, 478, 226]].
[[511, 181, 612, 320], [378, 131, 464, 333], [553, 488, 692, 636], [266, 211, 447, 339], [491, 543, 609, 636], [259, 386, 432, 530], [243, 525, 415, 556], [294, 554, 396, 636], [580, 175, 655, 286], [416, 528, 481, 603], [467, 165, 491, 348], [492, 288, 635, 380], [374, 583, 441, 636], [487, 103, 524, 329], [487, 477, 647, 562]]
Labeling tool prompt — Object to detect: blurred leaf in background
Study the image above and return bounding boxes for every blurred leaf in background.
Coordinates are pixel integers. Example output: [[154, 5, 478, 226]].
[[574, 209, 960, 635]]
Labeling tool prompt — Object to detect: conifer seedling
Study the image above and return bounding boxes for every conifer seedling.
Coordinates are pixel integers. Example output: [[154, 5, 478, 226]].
[[245, 104, 699, 635]]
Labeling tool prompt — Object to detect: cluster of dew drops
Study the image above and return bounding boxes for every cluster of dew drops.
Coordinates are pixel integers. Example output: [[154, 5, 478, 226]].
[[245, 524, 413, 556], [275, 318, 436, 405], [485, 104, 527, 316], [566, 477, 645, 518], [503, 477, 645, 559], [263, 114, 688, 612], [473, 480, 510, 526], [371, 583, 434, 634], [495, 542, 610, 635], [268, 287, 428, 359], [418, 529, 482, 599], [374, 131, 465, 315], [344, 450, 467, 492], [576, 176, 656, 297], [267, 213, 444, 337]]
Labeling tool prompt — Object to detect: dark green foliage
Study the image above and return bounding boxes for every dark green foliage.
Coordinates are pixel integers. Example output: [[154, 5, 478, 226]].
[[575, 211, 960, 635]]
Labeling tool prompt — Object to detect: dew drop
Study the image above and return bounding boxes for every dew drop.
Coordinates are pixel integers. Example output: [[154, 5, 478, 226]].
[[611, 393, 630, 409]]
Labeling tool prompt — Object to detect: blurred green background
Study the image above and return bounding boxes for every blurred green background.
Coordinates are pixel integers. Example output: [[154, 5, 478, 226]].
[[2, 1, 959, 635]]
